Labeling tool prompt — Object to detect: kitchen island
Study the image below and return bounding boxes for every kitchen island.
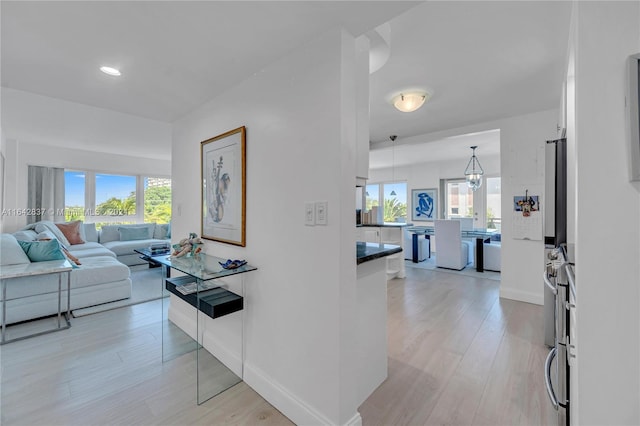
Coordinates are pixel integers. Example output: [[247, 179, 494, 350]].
[[355, 241, 401, 405]]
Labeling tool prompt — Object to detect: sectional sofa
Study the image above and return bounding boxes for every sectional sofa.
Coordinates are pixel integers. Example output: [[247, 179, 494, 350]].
[[1, 221, 171, 325]]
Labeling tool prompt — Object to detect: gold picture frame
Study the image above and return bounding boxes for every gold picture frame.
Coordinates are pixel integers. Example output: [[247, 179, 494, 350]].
[[201, 126, 246, 246]]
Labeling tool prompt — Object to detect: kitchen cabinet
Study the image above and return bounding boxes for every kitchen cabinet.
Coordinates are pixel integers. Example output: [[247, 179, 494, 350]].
[[357, 225, 406, 279]]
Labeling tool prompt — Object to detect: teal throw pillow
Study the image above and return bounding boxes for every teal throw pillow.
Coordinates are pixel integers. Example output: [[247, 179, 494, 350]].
[[119, 226, 150, 241], [18, 239, 66, 262]]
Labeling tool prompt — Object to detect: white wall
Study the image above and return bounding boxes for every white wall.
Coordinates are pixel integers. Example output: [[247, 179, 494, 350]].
[[572, 1, 640, 424], [172, 29, 362, 426], [1, 88, 172, 161]]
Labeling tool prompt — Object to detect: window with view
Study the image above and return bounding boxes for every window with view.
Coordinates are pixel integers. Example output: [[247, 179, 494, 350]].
[[63, 171, 171, 228], [366, 182, 407, 223], [64, 171, 85, 222]]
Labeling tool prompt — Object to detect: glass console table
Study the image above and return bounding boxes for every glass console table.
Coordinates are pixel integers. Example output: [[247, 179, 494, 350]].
[[145, 252, 257, 405], [406, 226, 498, 272]]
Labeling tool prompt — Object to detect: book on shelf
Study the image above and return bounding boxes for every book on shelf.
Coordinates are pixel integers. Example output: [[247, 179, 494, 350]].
[[175, 280, 222, 295]]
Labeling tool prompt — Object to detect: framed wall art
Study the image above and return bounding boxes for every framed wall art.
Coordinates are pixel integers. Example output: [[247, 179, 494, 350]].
[[411, 188, 437, 221], [201, 126, 246, 246]]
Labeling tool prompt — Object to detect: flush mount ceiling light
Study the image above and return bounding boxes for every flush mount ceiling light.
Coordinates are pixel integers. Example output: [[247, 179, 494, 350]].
[[464, 145, 484, 191], [100, 66, 121, 76], [391, 91, 430, 113]]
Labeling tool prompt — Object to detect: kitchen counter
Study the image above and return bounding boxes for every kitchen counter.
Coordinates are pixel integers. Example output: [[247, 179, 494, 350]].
[[359, 222, 412, 228], [356, 241, 402, 265]]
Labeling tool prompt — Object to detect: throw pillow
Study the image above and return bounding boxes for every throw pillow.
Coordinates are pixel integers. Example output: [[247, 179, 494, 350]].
[[34, 221, 70, 246], [1, 234, 31, 266], [119, 226, 150, 241], [55, 221, 85, 245], [18, 239, 66, 262], [13, 230, 38, 242], [36, 230, 57, 241]]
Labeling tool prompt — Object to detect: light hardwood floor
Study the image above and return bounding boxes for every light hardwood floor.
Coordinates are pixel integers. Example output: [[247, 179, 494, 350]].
[[1, 267, 555, 425]]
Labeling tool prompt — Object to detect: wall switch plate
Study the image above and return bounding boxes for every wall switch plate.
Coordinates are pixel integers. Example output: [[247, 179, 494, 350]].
[[305, 202, 315, 226], [315, 201, 328, 225]]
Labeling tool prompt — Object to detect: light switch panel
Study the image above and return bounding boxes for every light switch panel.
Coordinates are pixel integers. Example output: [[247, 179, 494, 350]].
[[305, 203, 315, 226], [315, 201, 328, 225]]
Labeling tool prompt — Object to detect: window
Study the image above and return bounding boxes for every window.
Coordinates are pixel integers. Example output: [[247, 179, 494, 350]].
[[63, 170, 171, 227], [96, 174, 137, 216], [442, 176, 501, 230], [64, 171, 85, 222], [366, 182, 407, 223], [144, 177, 172, 224], [445, 179, 474, 219]]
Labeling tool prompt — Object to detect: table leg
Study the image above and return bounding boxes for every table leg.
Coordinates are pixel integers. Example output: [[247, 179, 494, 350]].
[[476, 237, 484, 272], [425, 235, 431, 259], [412, 234, 419, 263]]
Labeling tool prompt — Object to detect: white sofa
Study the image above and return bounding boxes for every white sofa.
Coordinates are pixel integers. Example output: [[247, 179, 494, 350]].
[[0, 233, 132, 324], [1, 221, 171, 325], [96, 223, 170, 266]]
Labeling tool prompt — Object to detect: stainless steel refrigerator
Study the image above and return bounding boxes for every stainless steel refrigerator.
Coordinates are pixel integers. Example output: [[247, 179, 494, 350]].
[[544, 137, 567, 347], [543, 137, 574, 426]]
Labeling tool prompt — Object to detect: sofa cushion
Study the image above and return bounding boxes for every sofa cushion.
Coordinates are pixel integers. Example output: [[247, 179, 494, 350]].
[[71, 256, 130, 288], [1, 234, 31, 265], [34, 221, 70, 246], [119, 226, 151, 241], [67, 243, 116, 260], [99, 223, 156, 243], [18, 239, 66, 262], [13, 230, 37, 242], [83, 223, 99, 242], [153, 223, 170, 239], [101, 239, 163, 256], [55, 220, 85, 245]]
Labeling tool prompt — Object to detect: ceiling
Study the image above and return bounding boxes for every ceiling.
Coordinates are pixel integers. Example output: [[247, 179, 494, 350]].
[[1, 1, 572, 165]]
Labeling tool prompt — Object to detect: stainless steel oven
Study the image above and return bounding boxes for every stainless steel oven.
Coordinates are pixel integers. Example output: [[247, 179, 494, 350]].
[[544, 245, 576, 426]]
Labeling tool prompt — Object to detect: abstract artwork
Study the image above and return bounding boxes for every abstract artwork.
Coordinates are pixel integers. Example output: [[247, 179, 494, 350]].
[[411, 188, 437, 221], [201, 126, 246, 246]]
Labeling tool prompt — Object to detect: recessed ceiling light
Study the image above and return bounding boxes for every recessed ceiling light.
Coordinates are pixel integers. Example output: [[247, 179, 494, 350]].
[[100, 66, 121, 76]]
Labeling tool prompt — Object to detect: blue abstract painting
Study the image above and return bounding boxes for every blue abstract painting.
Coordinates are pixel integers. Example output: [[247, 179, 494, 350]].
[[412, 188, 437, 221]]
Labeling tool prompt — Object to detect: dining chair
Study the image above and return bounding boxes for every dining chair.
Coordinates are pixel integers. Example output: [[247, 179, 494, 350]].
[[434, 220, 472, 270]]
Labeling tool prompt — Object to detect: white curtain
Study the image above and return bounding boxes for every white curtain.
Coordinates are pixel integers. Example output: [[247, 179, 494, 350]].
[[27, 165, 65, 224]]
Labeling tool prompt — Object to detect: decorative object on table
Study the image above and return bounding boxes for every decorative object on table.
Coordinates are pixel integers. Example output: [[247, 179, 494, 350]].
[[171, 232, 203, 258], [219, 259, 247, 270], [411, 188, 437, 221], [201, 126, 246, 246], [513, 190, 539, 216], [464, 145, 484, 191], [149, 241, 170, 255]]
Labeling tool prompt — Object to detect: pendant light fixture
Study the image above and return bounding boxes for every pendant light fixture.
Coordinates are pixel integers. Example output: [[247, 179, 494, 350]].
[[464, 145, 484, 191], [390, 135, 397, 196]]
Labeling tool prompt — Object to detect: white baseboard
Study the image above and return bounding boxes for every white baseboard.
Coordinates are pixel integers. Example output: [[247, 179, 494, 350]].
[[499, 287, 543, 305], [244, 362, 361, 426]]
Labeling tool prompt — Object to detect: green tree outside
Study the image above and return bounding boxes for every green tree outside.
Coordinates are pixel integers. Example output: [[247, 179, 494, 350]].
[[383, 197, 407, 223], [144, 186, 171, 224]]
